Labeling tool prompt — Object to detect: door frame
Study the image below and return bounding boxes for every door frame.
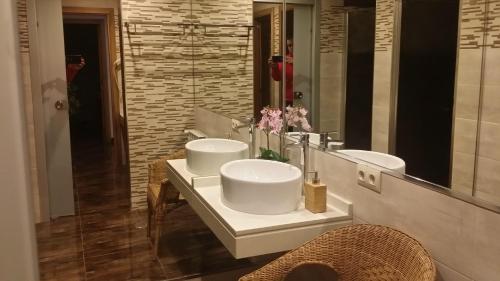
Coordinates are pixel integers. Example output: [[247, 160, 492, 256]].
[[62, 7, 123, 164]]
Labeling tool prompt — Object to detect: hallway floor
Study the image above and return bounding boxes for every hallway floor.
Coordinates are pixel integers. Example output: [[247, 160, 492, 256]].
[[36, 140, 255, 281]]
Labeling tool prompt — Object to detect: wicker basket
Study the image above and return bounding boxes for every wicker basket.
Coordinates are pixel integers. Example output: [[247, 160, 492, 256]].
[[239, 224, 436, 281]]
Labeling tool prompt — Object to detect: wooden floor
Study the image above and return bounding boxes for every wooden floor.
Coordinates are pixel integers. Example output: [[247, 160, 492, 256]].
[[36, 139, 257, 281]]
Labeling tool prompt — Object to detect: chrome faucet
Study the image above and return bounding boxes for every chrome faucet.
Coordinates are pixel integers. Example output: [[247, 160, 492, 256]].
[[319, 131, 344, 151], [320, 132, 330, 151], [232, 117, 256, 159], [283, 133, 309, 181]]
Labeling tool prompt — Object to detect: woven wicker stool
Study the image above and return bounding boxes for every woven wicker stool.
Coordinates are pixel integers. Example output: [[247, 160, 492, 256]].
[[239, 224, 436, 281], [147, 149, 186, 257]]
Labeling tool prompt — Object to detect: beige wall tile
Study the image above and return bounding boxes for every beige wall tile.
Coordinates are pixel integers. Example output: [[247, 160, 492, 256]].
[[435, 260, 473, 281], [373, 52, 392, 83], [475, 156, 500, 205], [312, 149, 500, 280], [483, 47, 500, 86], [452, 117, 478, 155], [455, 49, 483, 85], [371, 104, 390, 153], [454, 83, 480, 120], [320, 53, 344, 78], [310, 149, 357, 202], [451, 151, 475, 190], [372, 80, 390, 107], [468, 207, 500, 281], [477, 121, 500, 161], [481, 85, 500, 124]]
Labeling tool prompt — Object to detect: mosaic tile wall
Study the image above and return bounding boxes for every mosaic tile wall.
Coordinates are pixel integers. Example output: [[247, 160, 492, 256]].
[[320, 0, 345, 55], [192, 0, 254, 120], [371, 0, 394, 153], [319, 0, 345, 136], [452, 0, 500, 205], [122, 0, 254, 208]]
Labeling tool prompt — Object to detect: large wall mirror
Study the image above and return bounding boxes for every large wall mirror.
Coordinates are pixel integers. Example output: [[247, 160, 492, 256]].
[[193, 0, 500, 208]]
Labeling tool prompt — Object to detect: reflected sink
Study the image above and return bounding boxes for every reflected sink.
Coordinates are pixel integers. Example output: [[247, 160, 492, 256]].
[[186, 138, 248, 176], [220, 159, 302, 215], [338, 150, 406, 173]]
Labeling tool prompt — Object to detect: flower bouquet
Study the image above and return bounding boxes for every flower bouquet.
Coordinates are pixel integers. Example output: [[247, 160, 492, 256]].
[[257, 106, 289, 162]]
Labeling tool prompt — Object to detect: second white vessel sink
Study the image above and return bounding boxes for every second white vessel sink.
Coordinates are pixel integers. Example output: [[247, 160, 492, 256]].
[[337, 149, 406, 173], [186, 138, 248, 176], [220, 159, 302, 215]]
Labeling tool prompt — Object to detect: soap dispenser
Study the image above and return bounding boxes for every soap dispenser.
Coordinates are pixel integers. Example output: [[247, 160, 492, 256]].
[[304, 171, 327, 213]]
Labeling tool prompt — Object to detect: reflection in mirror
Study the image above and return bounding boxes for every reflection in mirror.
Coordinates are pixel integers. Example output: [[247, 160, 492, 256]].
[[317, 0, 376, 147], [253, 2, 285, 115], [395, 0, 459, 187], [192, 0, 255, 120], [194, 0, 500, 208]]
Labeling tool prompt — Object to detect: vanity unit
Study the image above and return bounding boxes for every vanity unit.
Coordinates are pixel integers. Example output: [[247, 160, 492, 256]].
[[166, 157, 352, 259]]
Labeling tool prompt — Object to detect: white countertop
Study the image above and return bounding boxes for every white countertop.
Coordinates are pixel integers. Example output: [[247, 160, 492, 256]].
[[167, 159, 352, 236]]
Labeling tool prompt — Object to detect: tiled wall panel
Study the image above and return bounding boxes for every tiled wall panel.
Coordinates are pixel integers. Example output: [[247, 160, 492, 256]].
[[452, 0, 500, 205], [319, 0, 344, 136], [192, 0, 254, 120], [476, 0, 500, 204], [371, 0, 394, 153], [122, 0, 254, 208]]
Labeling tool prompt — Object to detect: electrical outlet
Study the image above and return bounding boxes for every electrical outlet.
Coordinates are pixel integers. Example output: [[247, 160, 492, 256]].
[[356, 163, 381, 193], [231, 119, 243, 130]]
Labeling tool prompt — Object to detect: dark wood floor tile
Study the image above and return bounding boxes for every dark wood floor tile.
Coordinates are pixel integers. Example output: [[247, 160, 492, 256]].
[[80, 209, 135, 233], [37, 234, 83, 262], [85, 242, 165, 281], [38, 139, 257, 281], [39, 255, 86, 281], [78, 197, 131, 215], [155, 205, 253, 279], [82, 225, 148, 258], [36, 215, 81, 240]]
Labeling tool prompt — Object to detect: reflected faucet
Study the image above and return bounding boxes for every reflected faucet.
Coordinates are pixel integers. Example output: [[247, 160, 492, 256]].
[[283, 133, 309, 181], [320, 131, 344, 151], [232, 117, 256, 159]]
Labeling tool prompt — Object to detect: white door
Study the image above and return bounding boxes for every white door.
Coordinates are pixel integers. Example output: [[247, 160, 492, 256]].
[[36, 0, 75, 217], [292, 5, 313, 114]]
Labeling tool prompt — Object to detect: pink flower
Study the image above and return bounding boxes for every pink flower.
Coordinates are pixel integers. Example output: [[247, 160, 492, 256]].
[[258, 106, 283, 134], [285, 105, 312, 132]]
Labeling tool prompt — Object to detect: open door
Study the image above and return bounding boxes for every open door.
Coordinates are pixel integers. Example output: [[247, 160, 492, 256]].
[[36, 0, 75, 217]]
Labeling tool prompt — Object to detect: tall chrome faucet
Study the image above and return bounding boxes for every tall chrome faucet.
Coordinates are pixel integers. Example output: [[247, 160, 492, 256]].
[[283, 133, 310, 181], [232, 117, 256, 159]]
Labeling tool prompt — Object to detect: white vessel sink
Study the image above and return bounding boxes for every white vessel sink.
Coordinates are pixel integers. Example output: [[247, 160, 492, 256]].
[[185, 138, 248, 176], [220, 159, 302, 215], [338, 150, 406, 173]]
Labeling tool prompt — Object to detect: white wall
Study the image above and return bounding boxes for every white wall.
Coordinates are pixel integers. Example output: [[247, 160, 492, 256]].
[[0, 1, 40, 280]]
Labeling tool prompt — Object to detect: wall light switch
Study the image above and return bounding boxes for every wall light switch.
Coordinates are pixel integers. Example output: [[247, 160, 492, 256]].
[[356, 163, 381, 193]]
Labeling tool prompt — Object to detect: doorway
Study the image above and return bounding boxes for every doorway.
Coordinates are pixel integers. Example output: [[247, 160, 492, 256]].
[[62, 8, 129, 207], [64, 23, 103, 144]]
